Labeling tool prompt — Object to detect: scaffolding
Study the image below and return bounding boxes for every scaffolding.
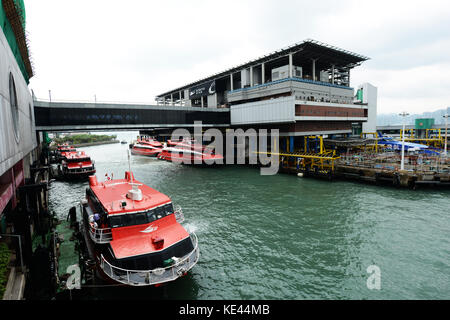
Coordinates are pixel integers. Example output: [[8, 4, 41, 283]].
[[256, 135, 340, 175], [400, 128, 445, 149]]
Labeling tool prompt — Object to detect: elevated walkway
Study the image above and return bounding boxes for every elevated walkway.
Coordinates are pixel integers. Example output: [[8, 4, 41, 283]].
[[33, 100, 230, 131]]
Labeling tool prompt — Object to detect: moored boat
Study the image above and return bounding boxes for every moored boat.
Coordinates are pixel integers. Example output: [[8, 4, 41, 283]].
[[159, 138, 223, 164], [130, 138, 163, 157], [58, 151, 96, 180], [56, 143, 77, 162], [80, 171, 199, 286]]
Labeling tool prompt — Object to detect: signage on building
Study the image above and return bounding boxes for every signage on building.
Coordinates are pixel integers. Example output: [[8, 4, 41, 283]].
[[189, 80, 216, 99]]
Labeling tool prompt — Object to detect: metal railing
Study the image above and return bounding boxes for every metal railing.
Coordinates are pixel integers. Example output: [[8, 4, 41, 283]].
[[99, 233, 199, 286], [88, 224, 112, 244]]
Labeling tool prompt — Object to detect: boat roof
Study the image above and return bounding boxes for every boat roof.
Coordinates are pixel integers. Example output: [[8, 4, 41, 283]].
[[109, 215, 189, 259], [65, 151, 91, 159], [90, 173, 171, 215]]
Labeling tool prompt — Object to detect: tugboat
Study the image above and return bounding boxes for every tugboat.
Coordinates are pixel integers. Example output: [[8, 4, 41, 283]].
[[80, 168, 199, 286], [158, 138, 223, 164], [130, 137, 163, 157], [58, 151, 96, 180]]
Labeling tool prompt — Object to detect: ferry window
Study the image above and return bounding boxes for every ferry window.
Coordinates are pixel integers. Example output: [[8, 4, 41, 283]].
[[163, 203, 174, 215], [122, 214, 134, 226], [146, 209, 156, 222], [134, 212, 147, 225], [109, 215, 124, 228], [154, 206, 164, 219]]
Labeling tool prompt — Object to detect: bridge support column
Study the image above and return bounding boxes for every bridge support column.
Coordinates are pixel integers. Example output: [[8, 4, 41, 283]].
[[261, 63, 265, 84]]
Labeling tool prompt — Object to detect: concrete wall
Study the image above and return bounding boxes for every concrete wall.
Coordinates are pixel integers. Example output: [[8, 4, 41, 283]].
[[228, 79, 354, 105], [0, 27, 37, 177], [230, 96, 295, 125], [360, 83, 378, 133], [207, 93, 217, 108]]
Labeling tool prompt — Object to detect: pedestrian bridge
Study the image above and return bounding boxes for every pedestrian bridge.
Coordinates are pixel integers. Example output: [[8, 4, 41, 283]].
[[33, 100, 230, 131]]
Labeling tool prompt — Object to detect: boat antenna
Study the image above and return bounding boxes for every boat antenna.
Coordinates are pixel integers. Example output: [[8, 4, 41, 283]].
[[127, 149, 133, 183]]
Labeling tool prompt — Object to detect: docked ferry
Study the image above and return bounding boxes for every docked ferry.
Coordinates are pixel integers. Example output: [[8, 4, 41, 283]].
[[158, 138, 224, 164], [130, 138, 163, 157], [56, 144, 77, 162], [80, 171, 199, 286], [58, 151, 96, 180]]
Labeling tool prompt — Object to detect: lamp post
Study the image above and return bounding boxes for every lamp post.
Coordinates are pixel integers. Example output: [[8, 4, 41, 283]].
[[399, 111, 409, 170], [444, 113, 449, 157]]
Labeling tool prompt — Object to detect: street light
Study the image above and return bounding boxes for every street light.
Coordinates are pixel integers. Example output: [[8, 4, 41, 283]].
[[444, 113, 449, 156], [399, 111, 410, 170]]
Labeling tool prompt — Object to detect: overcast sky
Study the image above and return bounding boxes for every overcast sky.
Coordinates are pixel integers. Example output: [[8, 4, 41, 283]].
[[25, 0, 450, 114]]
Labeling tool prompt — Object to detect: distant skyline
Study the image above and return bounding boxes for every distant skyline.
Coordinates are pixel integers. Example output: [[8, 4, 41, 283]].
[[377, 106, 450, 126], [25, 0, 450, 114]]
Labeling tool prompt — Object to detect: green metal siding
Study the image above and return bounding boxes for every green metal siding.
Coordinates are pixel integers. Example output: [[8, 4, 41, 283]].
[[0, 0, 29, 83], [415, 118, 435, 129]]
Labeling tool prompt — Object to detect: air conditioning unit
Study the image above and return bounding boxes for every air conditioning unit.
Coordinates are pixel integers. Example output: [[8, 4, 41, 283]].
[[272, 65, 303, 81], [320, 71, 329, 82], [293, 66, 303, 78]]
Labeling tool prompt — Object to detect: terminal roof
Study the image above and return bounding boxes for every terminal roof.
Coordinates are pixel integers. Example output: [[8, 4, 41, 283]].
[[156, 39, 369, 98]]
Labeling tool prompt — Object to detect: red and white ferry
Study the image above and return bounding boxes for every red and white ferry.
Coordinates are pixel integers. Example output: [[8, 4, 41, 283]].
[[56, 144, 77, 162], [158, 138, 224, 164], [59, 151, 96, 179], [130, 138, 163, 157], [80, 171, 199, 286]]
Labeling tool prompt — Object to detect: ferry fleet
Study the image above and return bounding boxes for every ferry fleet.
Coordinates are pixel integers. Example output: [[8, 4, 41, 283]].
[[51, 136, 219, 287]]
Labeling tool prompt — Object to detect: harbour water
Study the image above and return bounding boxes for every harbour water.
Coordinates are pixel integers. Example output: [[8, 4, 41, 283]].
[[49, 133, 450, 300]]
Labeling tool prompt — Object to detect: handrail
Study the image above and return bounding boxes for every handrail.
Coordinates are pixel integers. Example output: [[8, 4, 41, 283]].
[[99, 233, 199, 286], [88, 224, 112, 244]]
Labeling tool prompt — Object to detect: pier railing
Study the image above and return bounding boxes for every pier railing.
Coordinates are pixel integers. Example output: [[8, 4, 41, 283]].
[[88, 225, 112, 244], [99, 233, 199, 286]]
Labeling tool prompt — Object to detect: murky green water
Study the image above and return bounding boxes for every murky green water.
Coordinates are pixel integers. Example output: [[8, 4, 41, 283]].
[[48, 132, 450, 300]]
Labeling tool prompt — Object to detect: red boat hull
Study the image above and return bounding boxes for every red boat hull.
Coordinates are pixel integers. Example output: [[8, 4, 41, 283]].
[[158, 149, 223, 165], [131, 146, 162, 157]]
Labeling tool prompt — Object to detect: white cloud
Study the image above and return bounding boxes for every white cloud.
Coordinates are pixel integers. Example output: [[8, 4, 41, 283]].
[[26, 0, 450, 114]]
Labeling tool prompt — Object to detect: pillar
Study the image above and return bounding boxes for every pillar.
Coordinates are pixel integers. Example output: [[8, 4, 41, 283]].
[[261, 63, 265, 84], [312, 59, 316, 81], [250, 66, 254, 87], [230, 73, 234, 91], [289, 53, 293, 78], [331, 65, 335, 84]]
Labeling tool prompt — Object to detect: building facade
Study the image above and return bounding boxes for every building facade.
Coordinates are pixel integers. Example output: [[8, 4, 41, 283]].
[[0, 0, 37, 218], [156, 39, 377, 147]]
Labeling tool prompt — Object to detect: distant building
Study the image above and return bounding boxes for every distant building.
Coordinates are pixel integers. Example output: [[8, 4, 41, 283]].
[[156, 39, 377, 143], [0, 1, 37, 217]]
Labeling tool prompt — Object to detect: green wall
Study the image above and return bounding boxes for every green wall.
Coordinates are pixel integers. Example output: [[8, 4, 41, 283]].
[[0, 0, 30, 83]]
